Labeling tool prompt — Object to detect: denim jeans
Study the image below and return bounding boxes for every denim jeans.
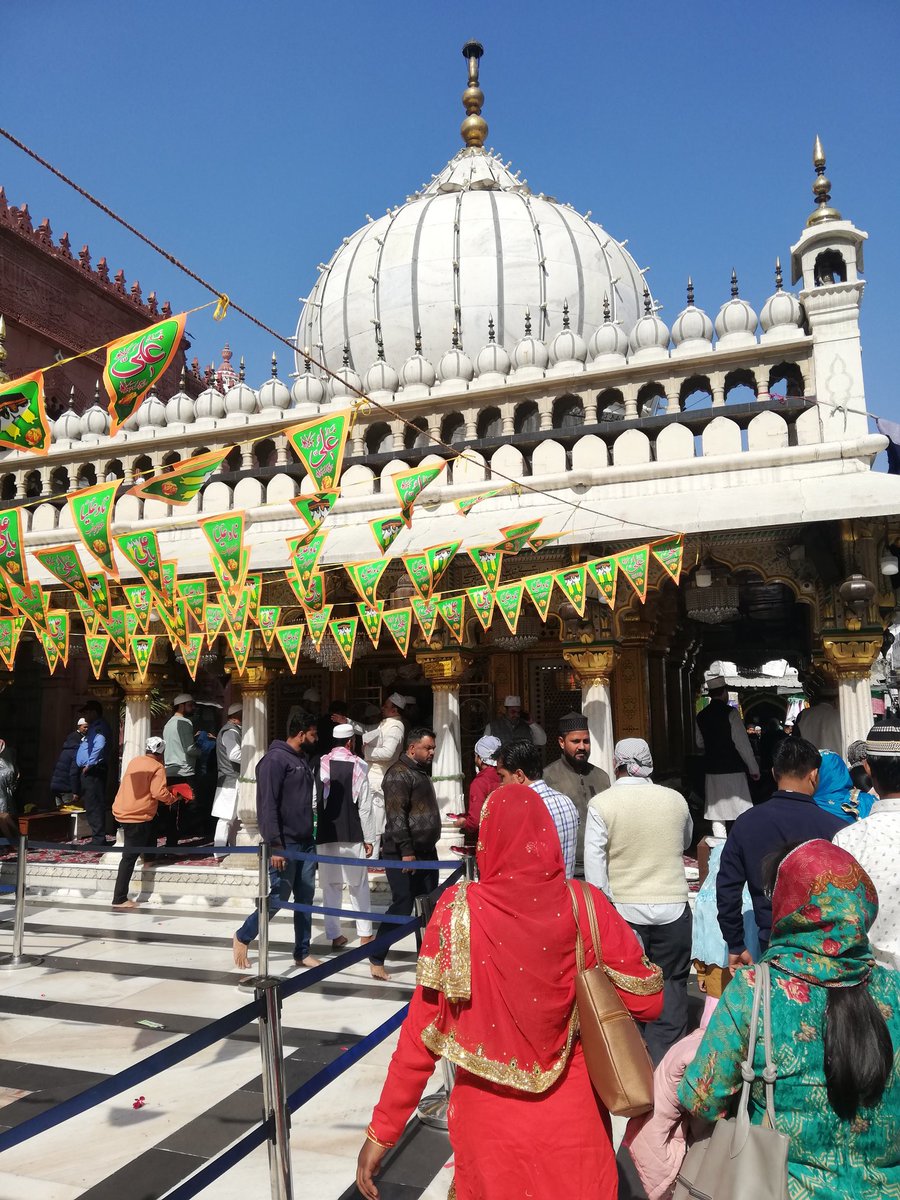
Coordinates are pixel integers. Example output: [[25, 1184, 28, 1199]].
[[235, 842, 317, 961]]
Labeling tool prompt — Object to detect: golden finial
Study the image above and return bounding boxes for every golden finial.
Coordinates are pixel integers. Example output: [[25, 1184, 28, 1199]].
[[807, 135, 842, 227], [460, 40, 488, 150], [0, 315, 7, 384]]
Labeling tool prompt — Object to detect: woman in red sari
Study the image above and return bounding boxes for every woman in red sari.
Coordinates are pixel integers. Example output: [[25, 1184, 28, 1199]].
[[357, 783, 664, 1199]]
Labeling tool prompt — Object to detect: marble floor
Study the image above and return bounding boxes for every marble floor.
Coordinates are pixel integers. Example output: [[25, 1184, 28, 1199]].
[[0, 892, 454, 1200]]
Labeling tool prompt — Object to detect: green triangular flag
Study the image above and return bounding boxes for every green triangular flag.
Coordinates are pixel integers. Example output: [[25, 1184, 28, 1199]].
[[555, 566, 588, 616], [524, 572, 555, 621]]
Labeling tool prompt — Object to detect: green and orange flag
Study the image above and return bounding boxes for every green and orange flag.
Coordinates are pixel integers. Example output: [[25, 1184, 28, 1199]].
[[524, 572, 555, 620], [285, 412, 351, 490], [345, 558, 390, 606], [651, 536, 684, 585], [212, 549, 249, 601], [181, 633, 206, 681], [468, 546, 503, 591], [615, 545, 650, 603], [104, 313, 186, 435], [300, 572, 326, 613], [275, 624, 305, 672], [33, 544, 91, 600], [76, 592, 102, 634], [305, 606, 333, 651], [392, 462, 446, 523], [0, 507, 29, 585], [9, 579, 50, 634], [115, 529, 166, 597], [529, 532, 563, 552], [130, 633, 157, 683], [402, 552, 433, 601], [466, 586, 495, 631], [369, 513, 406, 554], [411, 596, 439, 640], [425, 541, 460, 592], [102, 606, 131, 657], [257, 606, 281, 651], [85, 633, 111, 679], [329, 616, 358, 668], [290, 490, 340, 542], [206, 603, 228, 643], [495, 581, 525, 633], [48, 612, 71, 667], [357, 601, 384, 646], [177, 580, 207, 628], [493, 519, 543, 555], [226, 628, 254, 675], [437, 595, 466, 644], [0, 615, 25, 668], [86, 572, 113, 622], [455, 487, 503, 517], [221, 589, 250, 636], [382, 606, 412, 656], [555, 566, 588, 616], [128, 446, 230, 505], [198, 512, 246, 589], [67, 480, 119, 578], [123, 583, 154, 632], [0, 371, 51, 453], [288, 532, 327, 596], [39, 615, 66, 673], [587, 558, 618, 606]]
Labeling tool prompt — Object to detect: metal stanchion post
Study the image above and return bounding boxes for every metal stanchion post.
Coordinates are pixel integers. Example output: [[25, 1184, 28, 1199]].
[[257, 842, 270, 979], [415, 892, 455, 1129], [463, 851, 476, 883], [240, 976, 294, 1200], [0, 834, 43, 970]]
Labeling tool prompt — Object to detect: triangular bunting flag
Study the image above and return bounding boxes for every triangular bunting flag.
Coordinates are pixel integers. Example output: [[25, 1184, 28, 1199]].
[[104, 312, 186, 435], [328, 616, 358, 668], [67, 480, 119, 577], [587, 558, 618, 606], [392, 461, 446, 519], [493, 519, 543, 555], [356, 601, 384, 646], [290, 490, 340, 541], [0, 615, 25, 668], [8, 579, 50, 634], [128, 446, 230, 505], [33, 544, 91, 599], [198, 511, 246, 589], [180, 633, 205, 681], [301, 572, 326, 613], [285, 412, 351, 490], [221, 589, 250, 636], [115, 529, 166, 597], [124, 583, 154, 631], [0, 371, 51, 453], [437, 595, 466, 644], [76, 592, 102, 635], [495, 582, 525, 633], [86, 572, 114, 622], [466, 586, 495, 631], [160, 560, 178, 602], [369, 513, 406, 554], [288, 532, 327, 595], [555, 566, 588, 616], [468, 546, 504, 591], [158, 598, 190, 645], [275, 624, 306, 672], [382, 607, 412, 656], [46, 611, 70, 666], [85, 633, 111, 680], [130, 633, 157, 682], [528, 533, 563, 552], [0, 571, 12, 613], [206, 603, 227, 644], [425, 541, 460, 592], [212, 548, 250, 600], [410, 596, 439, 640], [403, 553, 433, 601], [103, 606, 131, 657], [177, 580, 207, 628], [257, 606, 281, 651], [615, 545, 650, 603], [305, 606, 333, 651], [285, 569, 307, 607], [455, 488, 503, 517], [651, 536, 684, 585], [524, 572, 556, 621], [225, 628, 254, 675], [345, 558, 390, 606], [39, 626, 62, 673], [0, 507, 29, 585]]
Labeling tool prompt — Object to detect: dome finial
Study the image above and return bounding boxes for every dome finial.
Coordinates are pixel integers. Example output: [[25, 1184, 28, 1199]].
[[602, 293, 611, 322], [342, 342, 351, 368], [460, 40, 488, 150], [807, 135, 841, 226], [414, 327, 423, 354], [642, 286, 652, 316], [239, 355, 245, 382], [524, 307, 532, 336], [451, 323, 460, 349], [375, 322, 385, 360], [271, 351, 278, 378], [487, 314, 496, 343], [775, 257, 783, 291], [686, 277, 694, 306], [730, 268, 739, 299], [562, 299, 570, 329]]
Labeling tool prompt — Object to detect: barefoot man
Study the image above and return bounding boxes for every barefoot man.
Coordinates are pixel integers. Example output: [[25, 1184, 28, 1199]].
[[233, 711, 322, 971]]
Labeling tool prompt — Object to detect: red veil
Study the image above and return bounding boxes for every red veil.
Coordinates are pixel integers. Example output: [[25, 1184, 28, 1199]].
[[417, 783, 579, 1093]]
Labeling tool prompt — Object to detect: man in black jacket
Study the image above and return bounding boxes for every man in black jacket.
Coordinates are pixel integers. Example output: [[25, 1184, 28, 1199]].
[[233, 712, 321, 971], [370, 726, 439, 981], [716, 737, 844, 965]]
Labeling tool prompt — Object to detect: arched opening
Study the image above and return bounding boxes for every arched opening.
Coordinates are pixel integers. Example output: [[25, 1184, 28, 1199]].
[[0, 475, 15, 502], [24, 470, 42, 498], [161, 451, 181, 469], [637, 382, 666, 418], [366, 422, 393, 455], [553, 394, 585, 430], [104, 460, 125, 483], [477, 407, 502, 439], [440, 413, 466, 447], [190, 446, 211, 458], [514, 401, 540, 435], [680, 374, 713, 411], [767, 362, 805, 401], [404, 417, 429, 450], [50, 466, 70, 495], [223, 446, 242, 473], [814, 249, 846, 286], [254, 438, 276, 469], [132, 455, 153, 484], [75, 463, 97, 489], [724, 368, 757, 406], [597, 388, 625, 422]]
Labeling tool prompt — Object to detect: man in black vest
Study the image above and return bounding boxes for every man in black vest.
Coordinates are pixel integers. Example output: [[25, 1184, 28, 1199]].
[[318, 722, 375, 949], [695, 675, 759, 836]]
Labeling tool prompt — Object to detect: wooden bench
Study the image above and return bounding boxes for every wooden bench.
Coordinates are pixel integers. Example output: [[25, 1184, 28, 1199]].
[[16, 811, 76, 842]]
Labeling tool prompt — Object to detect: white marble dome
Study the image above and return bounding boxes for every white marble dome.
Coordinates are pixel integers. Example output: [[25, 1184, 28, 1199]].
[[474, 328, 512, 378], [195, 383, 226, 421], [289, 364, 326, 408], [760, 263, 803, 335], [165, 386, 194, 424], [295, 146, 651, 378], [53, 396, 83, 442], [436, 341, 474, 384], [81, 400, 111, 437], [511, 315, 549, 371], [629, 291, 670, 355], [588, 300, 629, 361], [135, 388, 166, 430], [329, 358, 363, 400], [671, 282, 714, 351], [363, 356, 401, 395], [399, 351, 436, 390], [259, 359, 292, 410], [224, 379, 258, 416], [548, 307, 587, 368], [715, 272, 758, 342]]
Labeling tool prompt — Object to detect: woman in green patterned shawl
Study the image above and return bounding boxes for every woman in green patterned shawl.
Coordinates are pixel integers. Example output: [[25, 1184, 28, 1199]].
[[679, 839, 900, 1199]]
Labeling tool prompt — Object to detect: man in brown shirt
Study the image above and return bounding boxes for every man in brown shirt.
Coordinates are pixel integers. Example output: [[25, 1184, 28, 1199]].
[[111, 736, 188, 909]]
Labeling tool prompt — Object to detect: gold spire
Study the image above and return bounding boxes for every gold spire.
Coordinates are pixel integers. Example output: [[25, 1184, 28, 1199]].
[[807, 135, 842, 227], [460, 40, 487, 149]]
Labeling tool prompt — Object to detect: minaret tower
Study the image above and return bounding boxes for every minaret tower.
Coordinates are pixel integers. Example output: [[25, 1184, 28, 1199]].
[[790, 137, 868, 438]]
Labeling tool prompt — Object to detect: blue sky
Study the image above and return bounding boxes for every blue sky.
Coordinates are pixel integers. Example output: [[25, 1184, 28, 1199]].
[[3, 1, 899, 420]]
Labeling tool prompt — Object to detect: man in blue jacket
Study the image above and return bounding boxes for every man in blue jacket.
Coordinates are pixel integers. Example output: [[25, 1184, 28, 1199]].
[[232, 711, 322, 971], [717, 737, 844, 965], [76, 700, 114, 845]]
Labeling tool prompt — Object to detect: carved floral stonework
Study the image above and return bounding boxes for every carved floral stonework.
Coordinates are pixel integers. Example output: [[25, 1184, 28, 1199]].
[[109, 664, 163, 698], [562, 645, 617, 682], [416, 650, 473, 690], [822, 633, 882, 681], [240, 661, 278, 691]]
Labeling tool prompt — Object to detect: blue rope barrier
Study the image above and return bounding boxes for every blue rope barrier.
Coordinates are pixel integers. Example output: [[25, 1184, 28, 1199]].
[[160, 1120, 270, 1200], [273, 900, 415, 924], [287, 1004, 409, 1110], [280, 847, 460, 870]]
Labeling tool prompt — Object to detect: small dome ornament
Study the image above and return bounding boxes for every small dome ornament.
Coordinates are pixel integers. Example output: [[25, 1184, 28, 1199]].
[[671, 277, 714, 355], [474, 314, 512, 381], [330, 342, 363, 399], [547, 300, 587, 371], [165, 366, 195, 424], [399, 329, 436, 390], [460, 40, 488, 150], [436, 325, 475, 388], [195, 373, 227, 421], [364, 333, 401, 395], [288, 352, 325, 408], [82, 379, 112, 437], [806, 136, 842, 228], [628, 286, 670, 360], [714, 270, 758, 346], [511, 307, 549, 374], [588, 293, 629, 362], [135, 384, 166, 430], [760, 258, 803, 342], [259, 351, 292, 411], [53, 386, 83, 442]]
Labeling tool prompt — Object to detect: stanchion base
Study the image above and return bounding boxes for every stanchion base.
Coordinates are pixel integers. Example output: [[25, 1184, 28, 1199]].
[[416, 1088, 450, 1129], [0, 954, 43, 971]]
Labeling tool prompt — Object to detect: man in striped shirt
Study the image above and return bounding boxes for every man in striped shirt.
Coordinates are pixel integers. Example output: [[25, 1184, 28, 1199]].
[[497, 739, 578, 877]]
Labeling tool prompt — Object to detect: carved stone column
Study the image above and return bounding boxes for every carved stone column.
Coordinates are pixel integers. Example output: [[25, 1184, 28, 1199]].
[[229, 660, 276, 865], [562, 644, 618, 780], [822, 632, 881, 749], [109, 665, 163, 774], [612, 617, 653, 744], [417, 649, 472, 825]]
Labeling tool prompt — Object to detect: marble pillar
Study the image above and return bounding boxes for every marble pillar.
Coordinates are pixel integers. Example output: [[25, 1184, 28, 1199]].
[[416, 649, 472, 845], [822, 633, 881, 751], [109, 667, 160, 778], [562, 645, 618, 780], [229, 662, 275, 865]]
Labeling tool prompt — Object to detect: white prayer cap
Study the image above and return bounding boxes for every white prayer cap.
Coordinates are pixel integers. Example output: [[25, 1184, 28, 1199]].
[[613, 738, 653, 778], [387, 692, 407, 709], [146, 736, 165, 755], [333, 722, 356, 739], [227, 702, 243, 716], [302, 687, 320, 703], [705, 675, 727, 691], [475, 735, 501, 766], [173, 693, 194, 707], [504, 695, 521, 707]]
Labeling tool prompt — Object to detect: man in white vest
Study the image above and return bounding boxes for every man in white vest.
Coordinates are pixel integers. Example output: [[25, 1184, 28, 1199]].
[[361, 693, 407, 857], [584, 737, 693, 1064]]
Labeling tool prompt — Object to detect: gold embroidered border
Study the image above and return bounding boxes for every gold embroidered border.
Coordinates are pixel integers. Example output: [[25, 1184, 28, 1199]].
[[415, 881, 471, 1001], [603, 955, 664, 995]]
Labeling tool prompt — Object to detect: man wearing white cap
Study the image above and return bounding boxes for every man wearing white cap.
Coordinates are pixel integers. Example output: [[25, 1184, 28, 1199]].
[[162, 693, 198, 848], [212, 702, 243, 849], [318, 723, 375, 948], [362, 693, 407, 856], [695, 675, 758, 837], [455, 735, 502, 845], [111, 736, 185, 909], [485, 695, 534, 747]]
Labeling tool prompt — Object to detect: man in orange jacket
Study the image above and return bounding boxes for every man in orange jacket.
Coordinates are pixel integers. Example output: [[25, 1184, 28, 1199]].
[[111, 736, 190, 909]]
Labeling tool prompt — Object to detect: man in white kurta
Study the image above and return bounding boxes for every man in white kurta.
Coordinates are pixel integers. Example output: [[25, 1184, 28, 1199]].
[[318, 724, 376, 948], [695, 676, 759, 837], [361, 693, 406, 856]]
